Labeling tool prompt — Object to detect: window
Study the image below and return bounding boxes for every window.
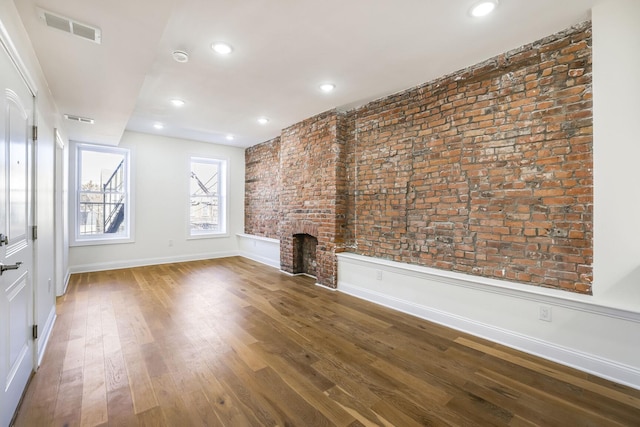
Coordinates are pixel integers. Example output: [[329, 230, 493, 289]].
[[73, 143, 131, 244], [190, 157, 227, 236]]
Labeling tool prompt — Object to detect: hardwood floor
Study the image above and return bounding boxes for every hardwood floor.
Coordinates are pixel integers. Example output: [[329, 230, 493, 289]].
[[13, 257, 640, 426]]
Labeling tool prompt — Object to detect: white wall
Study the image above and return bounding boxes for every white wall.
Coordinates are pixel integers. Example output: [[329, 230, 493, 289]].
[[592, 0, 640, 303], [68, 131, 245, 272]]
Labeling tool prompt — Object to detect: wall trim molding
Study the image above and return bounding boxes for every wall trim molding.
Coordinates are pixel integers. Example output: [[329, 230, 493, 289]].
[[315, 282, 338, 292], [337, 253, 640, 390], [37, 307, 56, 367], [68, 251, 239, 274], [59, 269, 71, 296]]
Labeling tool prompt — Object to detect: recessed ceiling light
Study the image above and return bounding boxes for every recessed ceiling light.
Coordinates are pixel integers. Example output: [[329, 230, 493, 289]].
[[319, 83, 336, 93], [470, 0, 498, 17], [170, 99, 185, 107], [172, 50, 189, 63], [153, 122, 164, 130], [211, 42, 233, 55], [226, 134, 235, 141], [257, 117, 269, 125], [470, 1, 498, 16]]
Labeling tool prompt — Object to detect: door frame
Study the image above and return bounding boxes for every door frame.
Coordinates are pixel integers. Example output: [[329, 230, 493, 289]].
[[0, 20, 37, 98]]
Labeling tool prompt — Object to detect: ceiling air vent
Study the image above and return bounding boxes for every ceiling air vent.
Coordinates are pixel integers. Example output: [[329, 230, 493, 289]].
[[37, 8, 102, 44], [64, 114, 95, 124]]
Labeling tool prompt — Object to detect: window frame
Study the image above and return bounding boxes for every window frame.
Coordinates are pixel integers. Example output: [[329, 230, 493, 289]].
[[188, 156, 228, 239], [71, 142, 134, 246]]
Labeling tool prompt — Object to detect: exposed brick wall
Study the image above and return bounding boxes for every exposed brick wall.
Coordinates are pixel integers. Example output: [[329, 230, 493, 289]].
[[244, 137, 280, 239], [245, 21, 593, 294], [351, 21, 593, 293]]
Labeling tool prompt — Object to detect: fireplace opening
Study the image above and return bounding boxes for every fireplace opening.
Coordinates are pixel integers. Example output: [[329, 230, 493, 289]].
[[293, 233, 318, 277]]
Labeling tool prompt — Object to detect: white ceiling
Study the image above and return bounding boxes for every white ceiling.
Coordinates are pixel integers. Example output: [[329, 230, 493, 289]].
[[14, 0, 594, 148]]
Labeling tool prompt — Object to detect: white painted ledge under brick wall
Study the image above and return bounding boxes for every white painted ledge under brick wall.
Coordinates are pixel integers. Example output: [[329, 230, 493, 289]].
[[337, 252, 640, 391], [236, 233, 281, 269]]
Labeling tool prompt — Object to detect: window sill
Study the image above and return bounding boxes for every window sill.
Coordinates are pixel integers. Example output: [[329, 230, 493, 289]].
[[187, 232, 229, 240], [71, 236, 135, 247]]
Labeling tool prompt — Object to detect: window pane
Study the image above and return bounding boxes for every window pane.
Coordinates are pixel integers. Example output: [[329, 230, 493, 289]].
[[80, 150, 125, 190], [78, 193, 126, 235], [190, 161, 219, 196], [77, 145, 128, 239], [190, 195, 219, 231], [190, 158, 225, 234]]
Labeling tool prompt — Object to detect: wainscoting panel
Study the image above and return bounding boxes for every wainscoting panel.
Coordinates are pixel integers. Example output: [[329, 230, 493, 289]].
[[237, 233, 280, 269]]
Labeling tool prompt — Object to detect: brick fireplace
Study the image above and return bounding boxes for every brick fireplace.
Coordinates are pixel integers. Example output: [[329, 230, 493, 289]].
[[277, 110, 349, 288]]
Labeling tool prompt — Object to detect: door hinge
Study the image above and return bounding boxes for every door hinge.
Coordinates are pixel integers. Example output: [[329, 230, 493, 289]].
[[32, 324, 38, 340], [32, 125, 38, 142], [32, 225, 38, 240]]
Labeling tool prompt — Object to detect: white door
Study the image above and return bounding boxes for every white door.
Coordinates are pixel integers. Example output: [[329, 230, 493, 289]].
[[0, 44, 35, 427]]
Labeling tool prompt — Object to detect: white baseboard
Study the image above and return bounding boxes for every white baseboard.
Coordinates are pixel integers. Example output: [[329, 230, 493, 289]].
[[337, 253, 640, 390], [60, 269, 71, 296], [315, 282, 337, 291], [236, 233, 280, 269], [68, 251, 239, 274], [240, 251, 280, 269], [37, 306, 56, 367]]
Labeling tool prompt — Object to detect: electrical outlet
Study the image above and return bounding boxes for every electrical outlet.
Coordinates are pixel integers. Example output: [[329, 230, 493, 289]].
[[48, 278, 52, 293], [539, 305, 552, 322], [376, 269, 382, 280], [168, 239, 173, 247]]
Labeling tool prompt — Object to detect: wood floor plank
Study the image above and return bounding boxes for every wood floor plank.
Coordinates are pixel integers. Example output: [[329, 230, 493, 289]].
[[368, 357, 452, 405], [136, 406, 166, 427], [462, 371, 577, 427], [253, 366, 334, 426], [104, 349, 128, 392], [150, 373, 191, 426], [216, 350, 293, 426], [232, 337, 270, 372], [79, 362, 108, 427], [11, 257, 640, 427], [369, 399, 426, 427], [324, 385, 395, 427], [51, 366, 84, 427], [457, 336, 640, 409], [106, 385, 138, 426], [121, 346, 158, 414], [193, 355, 257, 426], [249, 343, 355, 426], [182, 389, 225, 426], [311, 359, 381, 408], [476, 368, 629, 426]]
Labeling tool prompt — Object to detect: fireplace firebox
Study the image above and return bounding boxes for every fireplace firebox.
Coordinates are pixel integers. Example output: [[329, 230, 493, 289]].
[[292, 233, 318, 277]]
